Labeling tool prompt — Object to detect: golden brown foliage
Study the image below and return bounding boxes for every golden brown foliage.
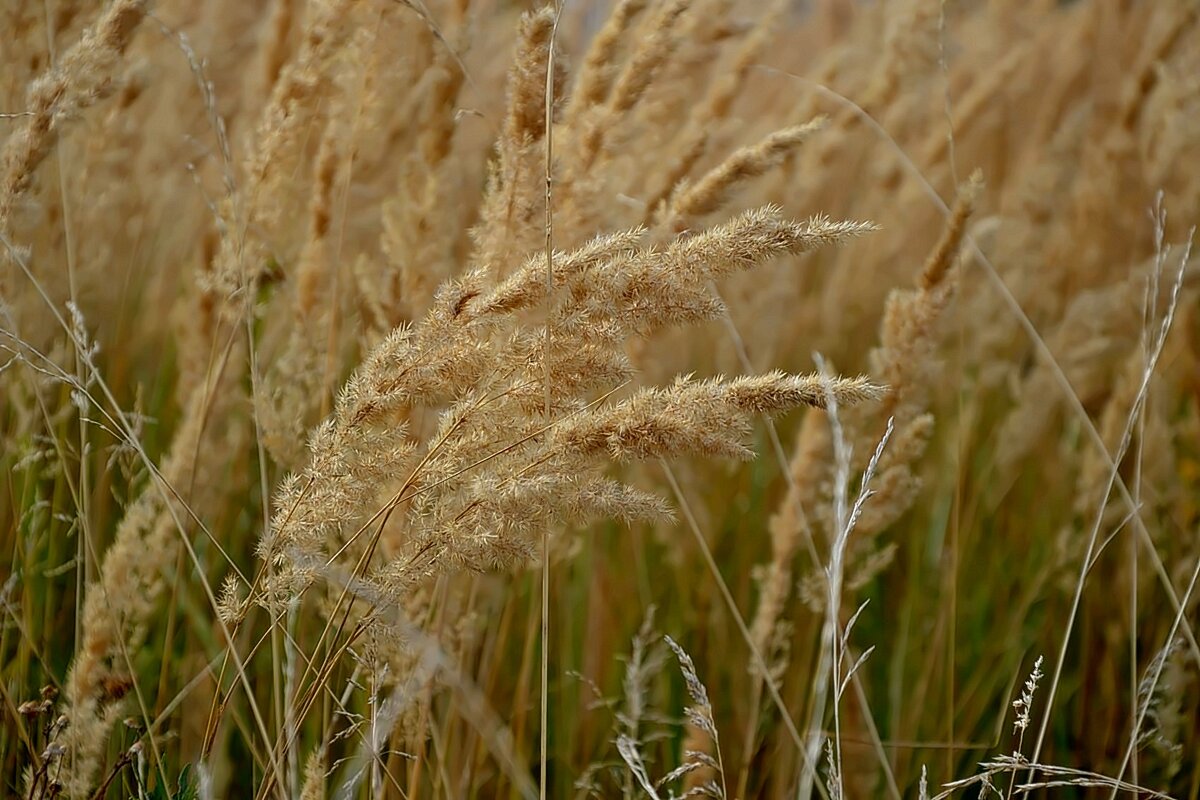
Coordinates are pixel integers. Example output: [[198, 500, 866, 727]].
[[3, 1, 1199, 798]]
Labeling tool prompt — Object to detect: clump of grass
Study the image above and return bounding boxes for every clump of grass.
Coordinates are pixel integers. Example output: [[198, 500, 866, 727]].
[[257, 206, 880, 618], [609, 620, 728, 800], [3, 1, 1200, 798]]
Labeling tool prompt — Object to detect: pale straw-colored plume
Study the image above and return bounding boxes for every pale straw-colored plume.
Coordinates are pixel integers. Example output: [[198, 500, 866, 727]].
[[845, 174, 980, 593], [258, 107, 349, 468], [0, 0, 147, 230], [565, 0, 650, 120], [644, 0, 790, 217], [227, 0, 358, 293], [663, 117, 829, 231], [54, 360, 241, 799], [260, 205, 879, 621], [255, 0, 300, 100], [473, 7, 564, 278], [574, 0, 691, 170], [387, 26, 472, 318]]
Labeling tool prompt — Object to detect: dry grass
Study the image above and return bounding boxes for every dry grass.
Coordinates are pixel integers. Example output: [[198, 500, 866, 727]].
[[2, 1, 1199, 798]]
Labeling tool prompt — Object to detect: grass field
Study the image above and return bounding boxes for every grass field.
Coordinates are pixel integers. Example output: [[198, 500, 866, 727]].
[[2, 0, 1199, 797]]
